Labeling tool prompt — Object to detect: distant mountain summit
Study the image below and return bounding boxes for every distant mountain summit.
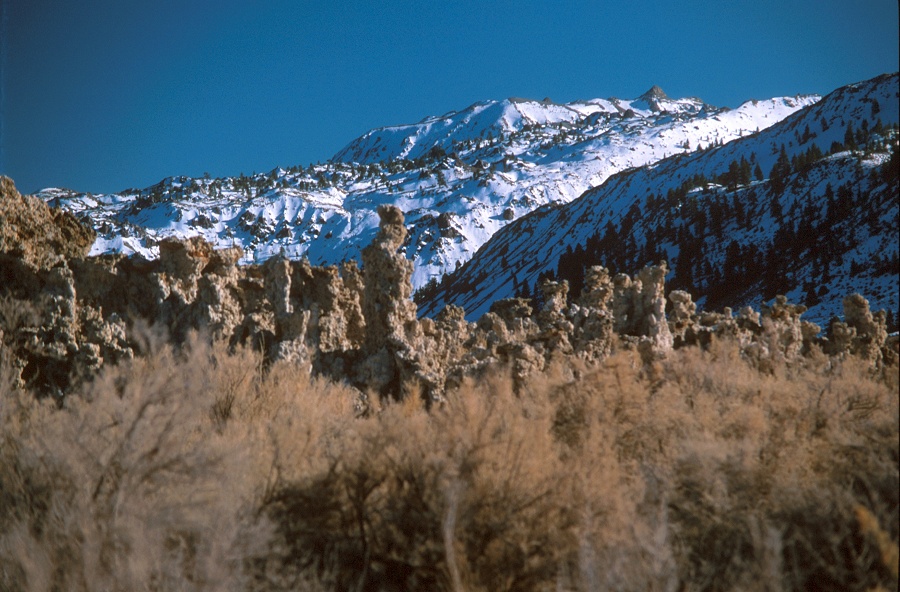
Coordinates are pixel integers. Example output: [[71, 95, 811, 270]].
[[331, 88, 714, 165], [637, 85, 670, 111], [418, 72, 900, 325], [40, 83, 818, 293], [641, 85, 668, 100]]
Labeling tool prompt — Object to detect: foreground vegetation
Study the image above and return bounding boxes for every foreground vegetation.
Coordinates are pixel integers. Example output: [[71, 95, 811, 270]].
[[1, 331, 897, 592]]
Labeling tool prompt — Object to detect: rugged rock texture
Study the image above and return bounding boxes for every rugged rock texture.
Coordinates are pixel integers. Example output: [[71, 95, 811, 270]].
[[358, 205, 419, 395], [0, 176, 95, 268], [825, 294, 892, 365], [0, 176, 895, 400]]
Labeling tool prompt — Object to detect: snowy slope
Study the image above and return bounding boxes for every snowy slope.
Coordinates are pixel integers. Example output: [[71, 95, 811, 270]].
[[39, 86, 816, 290], [419, 73, 900, 326]]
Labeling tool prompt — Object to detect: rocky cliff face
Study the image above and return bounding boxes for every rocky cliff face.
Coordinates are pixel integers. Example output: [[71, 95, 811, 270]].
[[0, 176, 895, 402], [1, 176, 95, 268]]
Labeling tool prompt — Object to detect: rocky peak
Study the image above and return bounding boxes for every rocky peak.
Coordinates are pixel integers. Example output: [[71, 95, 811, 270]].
[[639, 85, 669, 101], [637, 85, 672, 112]]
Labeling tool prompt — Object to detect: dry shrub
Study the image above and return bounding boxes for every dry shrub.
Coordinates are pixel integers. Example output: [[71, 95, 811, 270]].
[[654, 340, 899, 592], [0, 331, 344, 591], [1, 333, 897, 591], [261, 372, 587, 591]]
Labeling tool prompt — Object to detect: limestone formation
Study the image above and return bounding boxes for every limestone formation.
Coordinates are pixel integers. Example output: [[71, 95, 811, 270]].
[[572, 266, 615, 361], [358, 205, 420, 396], [746, 296, 816, 369], [635, 263, 674, 360], [825, 294, 890, 365], [361, 205, 417, 350], [536, 280, 574, 354], [668, 290, 696, 343], [0, 176, 95, 269], [609, 263, 673, 357], [0, 175, 894, 399]]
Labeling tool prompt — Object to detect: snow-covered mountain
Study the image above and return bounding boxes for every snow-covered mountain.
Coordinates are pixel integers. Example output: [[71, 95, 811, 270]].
[[419, 73, 900, 326], [38, 86, 817, 290]]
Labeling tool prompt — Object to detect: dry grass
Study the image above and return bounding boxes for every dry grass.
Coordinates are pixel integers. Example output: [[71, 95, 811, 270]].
[[1, 333, 897, 591]]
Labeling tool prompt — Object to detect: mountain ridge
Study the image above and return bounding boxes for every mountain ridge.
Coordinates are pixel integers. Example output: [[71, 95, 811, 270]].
[[418, 72, 900, 326], [38, 84, 819, 293]]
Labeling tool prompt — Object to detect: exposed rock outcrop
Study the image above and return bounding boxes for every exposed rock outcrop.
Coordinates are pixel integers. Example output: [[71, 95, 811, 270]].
[[0, 175, 894, 400], [825, 294, 891, 365], [0, 177, 95, 268], [358, 205, 419, 396]]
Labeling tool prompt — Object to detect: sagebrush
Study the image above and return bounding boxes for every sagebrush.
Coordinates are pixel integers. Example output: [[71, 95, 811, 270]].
[[1, 334, 897, 591]]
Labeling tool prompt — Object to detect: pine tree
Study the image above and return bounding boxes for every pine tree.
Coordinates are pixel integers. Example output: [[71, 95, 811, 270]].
[[723, 240, 742, 285], [739, 156, 752, 186], [725, 160, 741, 190], [517, 277, 531, 302], [762, 245, 789, 299], [769, 145, 792, 194], [844, 122, 858, 151]]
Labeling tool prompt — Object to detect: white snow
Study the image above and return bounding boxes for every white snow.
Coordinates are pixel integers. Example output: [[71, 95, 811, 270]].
[[38, 76, 897, 328], [419, 73, 899, 326]]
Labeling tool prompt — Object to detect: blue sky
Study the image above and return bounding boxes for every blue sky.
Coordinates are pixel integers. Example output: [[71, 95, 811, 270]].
[[1, 0, 897, 194]]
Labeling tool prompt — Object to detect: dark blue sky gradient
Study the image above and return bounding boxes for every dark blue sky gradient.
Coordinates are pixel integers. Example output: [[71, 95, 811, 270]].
[[1, 0, 898, 194]]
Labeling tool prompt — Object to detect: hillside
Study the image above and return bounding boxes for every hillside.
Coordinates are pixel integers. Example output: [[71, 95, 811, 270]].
[[1, 176, 898, 592], [419, 73, 900, 326], [37, 88, 816, 290]]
